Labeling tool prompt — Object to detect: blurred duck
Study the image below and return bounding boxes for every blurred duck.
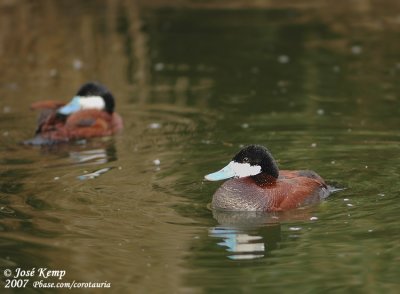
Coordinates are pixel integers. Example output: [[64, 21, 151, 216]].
[[24, 82, 123, 145], [205, 145, 330, 211]]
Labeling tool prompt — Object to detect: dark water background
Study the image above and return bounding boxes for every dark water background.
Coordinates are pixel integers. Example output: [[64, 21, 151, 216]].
[[0, 0, 399, 293]]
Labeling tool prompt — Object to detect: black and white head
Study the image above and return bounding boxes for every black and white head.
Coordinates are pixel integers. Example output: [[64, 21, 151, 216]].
[[204, 145, 279, 181], [57, 82, 115, 115]]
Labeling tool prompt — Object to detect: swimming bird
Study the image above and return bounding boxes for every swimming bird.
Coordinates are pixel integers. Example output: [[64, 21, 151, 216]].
[[25, 82, 123, 145], [205, 145, 330, 211]]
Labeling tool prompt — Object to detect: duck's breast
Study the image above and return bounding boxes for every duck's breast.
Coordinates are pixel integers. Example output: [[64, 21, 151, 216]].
[[212, 178, 277, 211]]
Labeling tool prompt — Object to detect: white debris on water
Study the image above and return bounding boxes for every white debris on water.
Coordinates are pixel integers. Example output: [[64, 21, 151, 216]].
[[148, 123, 161, 129], [311, 143, 317, 148], [73, 59, 83, 70], [251, 66, 259, 74], [347, 203, 354, 207], [277, 55, 290, 64], [241, 123, 249, 129], [316, 109, 325, 115], [351, 45, 363, 55], [3, 106, 11, 113], [154, 63, 165, 71], [201, 140, 211, 145], [153, 159, 161, 166], [54, 176, 60, 181], [277, 80, 288, 88], [49, 68, 58, 77], [331, 160, 336, 164], [310, 216, 318, 221], [343, 198, 350, 201]]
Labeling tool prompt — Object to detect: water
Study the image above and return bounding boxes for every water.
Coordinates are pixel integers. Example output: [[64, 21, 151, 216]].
[[1, 1, 399, 293]]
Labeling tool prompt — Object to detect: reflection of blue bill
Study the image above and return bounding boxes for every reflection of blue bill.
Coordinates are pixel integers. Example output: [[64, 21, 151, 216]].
[[209, 227, 265, 260]]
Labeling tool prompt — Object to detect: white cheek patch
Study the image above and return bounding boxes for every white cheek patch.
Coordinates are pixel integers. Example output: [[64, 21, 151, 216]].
[[229, 161, 262, 178], [78, 96, 105, 110]]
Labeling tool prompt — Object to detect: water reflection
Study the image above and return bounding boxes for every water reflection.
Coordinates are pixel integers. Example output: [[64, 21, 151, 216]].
[[77, 167, 114, 180], [210, 210, 281, 260], [70, 148, 110, 165], [0, 0, 400, 292], [209, 208, 323, 260], [210, 227, 267, 260]]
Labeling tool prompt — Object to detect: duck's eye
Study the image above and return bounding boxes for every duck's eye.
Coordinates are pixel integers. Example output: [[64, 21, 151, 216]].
[[242, 157, 249, 163]]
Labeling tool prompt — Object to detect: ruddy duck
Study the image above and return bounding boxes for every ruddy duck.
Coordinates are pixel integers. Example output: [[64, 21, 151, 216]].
[[25, 82, 123, 145], [205, 145, 330, 211]]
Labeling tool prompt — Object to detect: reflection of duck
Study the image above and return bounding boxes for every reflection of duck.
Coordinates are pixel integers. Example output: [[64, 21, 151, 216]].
[[210, 210, 281, 260], [205, 145, 330, 211], [209, 227, 266, 260], [24, 82, 123, 145]]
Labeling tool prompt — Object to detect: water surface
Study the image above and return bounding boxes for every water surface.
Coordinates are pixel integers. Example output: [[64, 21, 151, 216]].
[[0, 1, 399, 293]]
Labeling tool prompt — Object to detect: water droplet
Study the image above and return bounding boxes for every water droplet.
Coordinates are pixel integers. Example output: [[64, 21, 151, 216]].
[[73, 59, 83, 70], [351, 45, 362, 55], [154, 63, 164, 71], [251, 67, 259, 74], [148, 123, 161, 129], [49, 68, 58, 77], [277, 55, 290, 64], [277, 80, 288, 87]]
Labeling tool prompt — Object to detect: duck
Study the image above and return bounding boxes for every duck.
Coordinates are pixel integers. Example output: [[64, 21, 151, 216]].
[[204, 145, 330, 211], [24, 82, 123, 145]]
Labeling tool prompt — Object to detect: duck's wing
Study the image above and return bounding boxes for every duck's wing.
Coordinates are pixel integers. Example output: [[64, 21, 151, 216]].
[[280, 170, 326, 186]]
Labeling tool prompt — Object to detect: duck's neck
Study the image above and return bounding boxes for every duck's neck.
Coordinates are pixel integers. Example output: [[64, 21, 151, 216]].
[[252, 173, 278, 186]]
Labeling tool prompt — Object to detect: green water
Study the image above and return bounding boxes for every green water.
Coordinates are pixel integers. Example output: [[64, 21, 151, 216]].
[[0, 1, 399, 293]]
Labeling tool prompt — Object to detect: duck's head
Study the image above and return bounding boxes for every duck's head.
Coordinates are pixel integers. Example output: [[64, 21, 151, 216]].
[[57, 82, 115, 116], [204, 145, 279, 182]]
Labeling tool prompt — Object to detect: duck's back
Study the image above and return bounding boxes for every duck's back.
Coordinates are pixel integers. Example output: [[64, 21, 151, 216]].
[[211, 170, 329, 211]]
